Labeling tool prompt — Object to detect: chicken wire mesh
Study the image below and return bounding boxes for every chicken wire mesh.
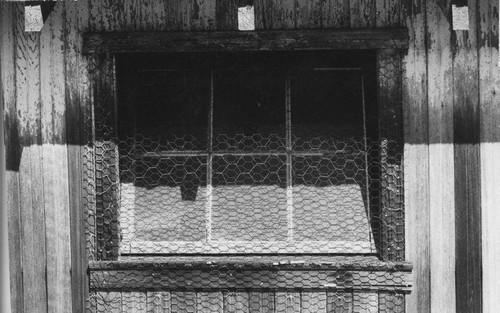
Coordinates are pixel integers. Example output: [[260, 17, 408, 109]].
[[84, 50, 408, 312]]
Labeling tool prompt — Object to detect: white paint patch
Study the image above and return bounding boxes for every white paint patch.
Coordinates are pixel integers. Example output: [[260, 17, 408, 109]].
[[238, 5, 255, 31], [452, 5, 469, 30], [24, 5, 43, 32]]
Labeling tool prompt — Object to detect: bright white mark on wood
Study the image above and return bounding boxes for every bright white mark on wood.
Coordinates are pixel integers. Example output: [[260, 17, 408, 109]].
[[238, 5, 255, 31], [24, 5, 43, 32]]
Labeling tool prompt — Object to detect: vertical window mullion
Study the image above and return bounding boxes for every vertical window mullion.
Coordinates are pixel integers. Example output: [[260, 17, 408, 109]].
[[361, 74, 372, 246], [206, 69, 214, 242], [285, 77, 293, 242]]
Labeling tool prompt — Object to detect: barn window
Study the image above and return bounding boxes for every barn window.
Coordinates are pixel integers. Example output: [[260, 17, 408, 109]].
[[89, 49, 404, 260]]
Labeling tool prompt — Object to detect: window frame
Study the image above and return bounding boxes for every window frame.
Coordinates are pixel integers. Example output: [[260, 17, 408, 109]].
[[84, 31, 405, 262]]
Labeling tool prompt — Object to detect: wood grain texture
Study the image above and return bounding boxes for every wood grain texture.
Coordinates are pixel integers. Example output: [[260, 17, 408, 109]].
[[82, 28, 409, 54], [478, 0, 500, 312], [295, 0, 323, 29], [65, 1, 88, 312], [375, 0, 400, 27], [40, 2, 73, 312], [401, 1, 430, 313], [453, 2, 481, 311], [426, 1, 456, 313], [323, 0, 350, 28], [2, 3, 23, 313], [254, 0, 295, 30], [216, 0, 238, 30], [350, 0, 376, 27]]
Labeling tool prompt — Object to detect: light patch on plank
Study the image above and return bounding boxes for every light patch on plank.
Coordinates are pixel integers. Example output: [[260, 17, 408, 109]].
[[238, 5, 255, 31], [452, 5, 469, 30], [24, 5, 43, 32]]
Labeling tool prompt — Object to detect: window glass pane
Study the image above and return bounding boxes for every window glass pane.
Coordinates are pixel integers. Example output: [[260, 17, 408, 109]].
[[213, 70, 286, 152], [120, 156, 208, 242], [292, 154, 371, 243], [291, 70, 364, 151], [125, 70, 210, 151], [211, 155, 288, 241]]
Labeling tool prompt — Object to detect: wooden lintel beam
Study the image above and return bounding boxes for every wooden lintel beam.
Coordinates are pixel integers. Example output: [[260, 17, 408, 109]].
[[83, 28, 409, 54]]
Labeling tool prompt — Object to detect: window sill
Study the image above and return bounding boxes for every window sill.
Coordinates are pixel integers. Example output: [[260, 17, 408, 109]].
[[89, 256, 412, 293]]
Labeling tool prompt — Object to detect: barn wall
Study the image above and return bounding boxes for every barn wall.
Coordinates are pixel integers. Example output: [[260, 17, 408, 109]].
[[1, 0, 499, 312]]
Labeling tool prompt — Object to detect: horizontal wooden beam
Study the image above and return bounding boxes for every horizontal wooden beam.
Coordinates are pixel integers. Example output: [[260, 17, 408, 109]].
[[83, 28, 409, 54]]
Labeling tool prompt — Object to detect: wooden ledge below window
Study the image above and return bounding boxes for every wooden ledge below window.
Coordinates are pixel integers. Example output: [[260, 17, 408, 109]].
[[89, 256, 412, 293]]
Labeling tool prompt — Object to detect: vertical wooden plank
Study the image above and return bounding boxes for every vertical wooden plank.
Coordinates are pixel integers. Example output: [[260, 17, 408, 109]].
[[401, 0, 430, 313], [352, 291, 377, 313], [323, 0, 350, 28], [350, 0, 376, 27], [375, 0, 400, 27], [276, 292, 301, 313], [171, 291, 197, 313], [426, 1, 456, 313], [65, 2, 85, 313], [14, 4, 36, 313], [254, 0, 295, 30], [224, 292, 250, 313], [478, 0, 500, 312], [249, 292, 275, 313], [150, 0, 168, 31], [453, 2, 481, 312], [301, 292, 326, 313], [327, 290, 353, 313], [197, 291, 223, 313], [216, 0, 238, 30], [295, 0, 323, 29], [1, 3, 23, 313], [40, 2, 73, 312], [147, 291, 171, 313], [123, 292, 147, 312]]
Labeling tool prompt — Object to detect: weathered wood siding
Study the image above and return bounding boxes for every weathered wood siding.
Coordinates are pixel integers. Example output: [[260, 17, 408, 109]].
[[1, 0, 499, 313]]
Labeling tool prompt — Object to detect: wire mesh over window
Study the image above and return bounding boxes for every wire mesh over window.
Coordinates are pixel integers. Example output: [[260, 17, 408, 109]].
[[89, 50, 404, 260]]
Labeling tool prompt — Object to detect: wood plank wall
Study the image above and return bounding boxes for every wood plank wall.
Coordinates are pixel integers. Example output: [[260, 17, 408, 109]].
[[1, 0, 498, 313]]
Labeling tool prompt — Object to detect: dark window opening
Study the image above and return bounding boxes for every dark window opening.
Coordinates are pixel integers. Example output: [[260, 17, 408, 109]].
[[115, 51, 380, 254]]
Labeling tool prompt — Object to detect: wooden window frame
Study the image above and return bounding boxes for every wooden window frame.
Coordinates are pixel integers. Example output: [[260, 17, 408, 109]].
[[83, 29, 406, 262]]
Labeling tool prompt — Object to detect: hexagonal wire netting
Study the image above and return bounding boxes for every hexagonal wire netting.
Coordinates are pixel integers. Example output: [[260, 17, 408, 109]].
[[84, 50, 406, 312]]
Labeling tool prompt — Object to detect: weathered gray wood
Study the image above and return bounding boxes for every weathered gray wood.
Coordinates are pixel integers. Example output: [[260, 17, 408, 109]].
[[40, 2, 73, 312], [2, 3, 23, 313], [65, 1, 88, 312], [216, 0, 238, 30], [453, 2, 482, 312], [323, 0, 350, 27], [83, 28, 409, 54], [254, 0, 295, 29], [295, 0, 323, 29], [478, 0, 500, 312], [375, 0, 400, 27], [350, 0, 376, 27], [401, 1, 430, 313], [426, 1, 456, 313]]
